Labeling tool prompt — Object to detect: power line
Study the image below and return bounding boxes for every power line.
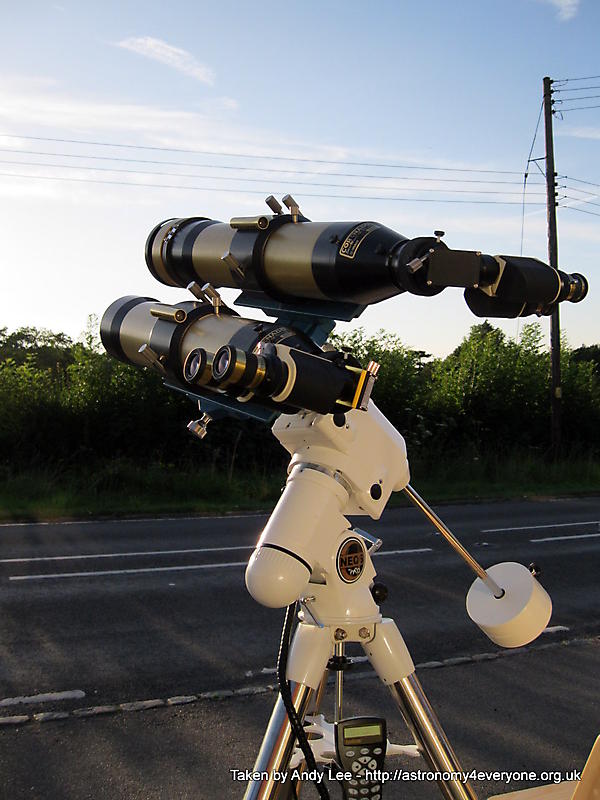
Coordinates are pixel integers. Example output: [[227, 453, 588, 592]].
[[559, 204, 600, 218], [555, 95, 600, 103], [0, 133, 526, 175], [562, 194, 600, 208], [0, 170, 547, 205], [560, 183, 600, 198], [562, 175, 600, 190], [555, 104, 600, 112], [0, 146, 543, 186], [0, 158, 545, 196], [520, 100, 544, 254], [553, 85, 600, 92], [553, 75, 600, 83]]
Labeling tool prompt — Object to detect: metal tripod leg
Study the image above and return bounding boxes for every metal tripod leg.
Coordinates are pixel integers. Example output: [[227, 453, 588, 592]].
[[365, 618, 477, 800], [244, 622, 332, 800], [243, 681, 314, 800], [389, 673, 477, 800]]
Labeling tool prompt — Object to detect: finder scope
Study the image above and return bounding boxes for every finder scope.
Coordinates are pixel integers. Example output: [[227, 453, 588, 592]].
[[145, 208, 587, 319], [100, 294, 378, 417]]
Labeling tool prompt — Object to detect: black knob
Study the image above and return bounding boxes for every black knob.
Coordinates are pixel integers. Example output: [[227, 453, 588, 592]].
[[371, 582, 388, 603], [529, 562, 541, 577], [370, 483, 383, 500]]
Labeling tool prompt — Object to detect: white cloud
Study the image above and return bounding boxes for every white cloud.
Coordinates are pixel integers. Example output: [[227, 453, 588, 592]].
[[115, 37, 215, 84], [537, 0, 580, 20], [558, 125, 600, 140], [0, 80, 235, 134]]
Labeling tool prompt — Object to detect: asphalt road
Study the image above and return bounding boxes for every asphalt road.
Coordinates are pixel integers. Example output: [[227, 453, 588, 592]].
[[0, 496, 599, 711]]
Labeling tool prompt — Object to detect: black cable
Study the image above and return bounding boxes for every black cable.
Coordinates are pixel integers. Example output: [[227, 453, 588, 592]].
[[0, 158, 545, 195], [0, 133, 526, 174], [277, 603, 330, 800], [0, 146, 543, 185], [0, 171, 547, 205]]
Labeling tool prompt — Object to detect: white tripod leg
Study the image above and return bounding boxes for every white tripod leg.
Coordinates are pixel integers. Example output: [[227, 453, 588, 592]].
[[364, 618, 477, 800]]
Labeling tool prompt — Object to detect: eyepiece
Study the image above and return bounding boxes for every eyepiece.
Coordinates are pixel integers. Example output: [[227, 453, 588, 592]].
[[212, 345, 240, 384], [562, 272, 588, 303], [211, 346, 272, 392], [183, 347, 213, 385]]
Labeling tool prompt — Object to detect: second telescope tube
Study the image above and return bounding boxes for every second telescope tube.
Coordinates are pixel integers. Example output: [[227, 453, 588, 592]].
[[100, 295, 375, 416]]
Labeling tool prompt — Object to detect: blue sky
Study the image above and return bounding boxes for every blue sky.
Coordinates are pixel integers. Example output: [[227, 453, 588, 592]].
[[1, 0, 598, 356]]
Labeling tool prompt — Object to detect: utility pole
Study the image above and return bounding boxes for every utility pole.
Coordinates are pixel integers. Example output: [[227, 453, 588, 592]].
[[543, 75, 561, 456]]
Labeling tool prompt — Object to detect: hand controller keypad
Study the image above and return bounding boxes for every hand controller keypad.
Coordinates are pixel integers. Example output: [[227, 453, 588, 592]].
[[335, 718, 386, 800]]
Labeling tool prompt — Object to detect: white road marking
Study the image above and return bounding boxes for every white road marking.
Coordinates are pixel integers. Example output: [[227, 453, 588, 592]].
[[9, 562, 248, 581], [0, 513, 267, 528], [0, 545, 254, 564], [543, 625, 570, 634], [483, 520, 600, 533], [530, 532, 600, 543], [374, 548, 432, 556], [0, 690, 85, 707], [8, 547, 431, 581]]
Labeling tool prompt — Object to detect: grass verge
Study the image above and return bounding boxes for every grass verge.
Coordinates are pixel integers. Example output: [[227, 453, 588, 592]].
[[0, 454, 598, 522]]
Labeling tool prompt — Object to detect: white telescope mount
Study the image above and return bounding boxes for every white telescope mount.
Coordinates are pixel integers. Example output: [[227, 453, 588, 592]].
[[242, 401, 552, 800]]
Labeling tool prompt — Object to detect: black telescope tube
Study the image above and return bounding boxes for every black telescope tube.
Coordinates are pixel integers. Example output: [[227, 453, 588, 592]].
[[145, 215, 409, 305], [144, 214, 589, 320]]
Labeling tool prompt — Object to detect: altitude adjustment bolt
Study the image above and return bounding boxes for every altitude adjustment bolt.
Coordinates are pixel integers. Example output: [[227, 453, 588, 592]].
[[434, 230, 445, 242], [334, 628, 348, 641], [370, 582, 388, 603], [359, 627, 371, 640]]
